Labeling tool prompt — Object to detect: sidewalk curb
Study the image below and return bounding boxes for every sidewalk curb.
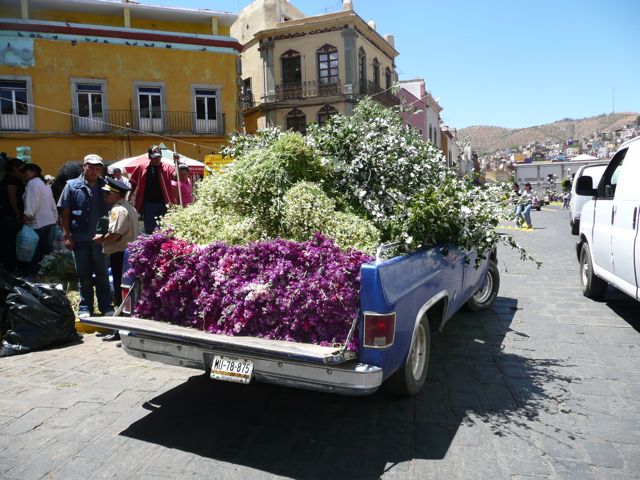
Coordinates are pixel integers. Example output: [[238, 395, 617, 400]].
[[75, 318, 108, 334]]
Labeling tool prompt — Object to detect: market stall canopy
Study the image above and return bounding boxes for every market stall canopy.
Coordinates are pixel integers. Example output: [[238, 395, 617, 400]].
[[108, 149, 205, 175], [570, 153, 598, 161]]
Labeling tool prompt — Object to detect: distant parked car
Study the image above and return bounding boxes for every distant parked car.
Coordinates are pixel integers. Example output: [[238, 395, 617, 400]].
[[569, 163, 607, 235]]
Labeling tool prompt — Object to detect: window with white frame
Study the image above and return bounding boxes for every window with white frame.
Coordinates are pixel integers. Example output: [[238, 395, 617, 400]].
[[72, 80, 106, 132], [136, 85, 163, 132], [0, 79, 30, 131], [193, 87, 220, 134]]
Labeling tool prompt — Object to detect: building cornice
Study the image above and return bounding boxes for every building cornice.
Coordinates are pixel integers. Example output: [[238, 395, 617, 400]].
[[0, 19, 242, 52], [253, 11, 398, 60]]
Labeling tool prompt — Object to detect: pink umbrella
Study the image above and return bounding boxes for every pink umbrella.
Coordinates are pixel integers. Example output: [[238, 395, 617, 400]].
[[108, 149, 205, 175]]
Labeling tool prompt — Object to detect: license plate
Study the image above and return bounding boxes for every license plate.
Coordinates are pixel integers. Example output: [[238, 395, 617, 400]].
[[210, 355, 254, 384]]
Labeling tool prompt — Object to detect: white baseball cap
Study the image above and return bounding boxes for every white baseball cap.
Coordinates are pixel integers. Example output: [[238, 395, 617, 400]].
[[83, 154, 104, 165]]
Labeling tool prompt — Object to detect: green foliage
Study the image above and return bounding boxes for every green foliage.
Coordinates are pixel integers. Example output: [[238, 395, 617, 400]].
[[307, 98, 451, 236], [38, 250, 76, 285], [325, 211, 380, 254], [163, 98, 537, 266], [221, 126, 285, 159], [281, 181, 380, 253], [282, 181, 335, 240], [224, 132, 328, 235]]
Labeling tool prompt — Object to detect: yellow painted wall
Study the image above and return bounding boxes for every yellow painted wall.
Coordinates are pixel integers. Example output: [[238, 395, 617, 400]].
[[0, 38, 238, 174]]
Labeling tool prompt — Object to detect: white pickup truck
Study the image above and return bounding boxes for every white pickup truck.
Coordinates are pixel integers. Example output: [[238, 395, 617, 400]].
[[576, 136, 640, 301]]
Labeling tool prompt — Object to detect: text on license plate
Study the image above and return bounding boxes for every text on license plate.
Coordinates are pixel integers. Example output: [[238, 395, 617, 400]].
[[210, 355, 254, 384]]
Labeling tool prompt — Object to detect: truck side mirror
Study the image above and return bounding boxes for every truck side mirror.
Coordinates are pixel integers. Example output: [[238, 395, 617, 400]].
[[575, 175, 596, 196]]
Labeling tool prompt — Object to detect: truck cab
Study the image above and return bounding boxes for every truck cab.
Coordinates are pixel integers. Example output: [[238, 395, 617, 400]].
[[576, 136, 640, 301]]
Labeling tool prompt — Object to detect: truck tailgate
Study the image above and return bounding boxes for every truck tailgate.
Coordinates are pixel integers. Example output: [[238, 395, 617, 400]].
[[82, 316, 351, 363], [81, 316, 382, 395]]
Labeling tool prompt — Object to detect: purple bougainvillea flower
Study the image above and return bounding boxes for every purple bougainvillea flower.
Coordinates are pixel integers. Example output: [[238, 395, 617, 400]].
[[127, 232, 372, 352]]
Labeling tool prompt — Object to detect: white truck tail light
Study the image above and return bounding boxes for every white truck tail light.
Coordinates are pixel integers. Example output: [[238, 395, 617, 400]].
[[363, 312, 396, 348]]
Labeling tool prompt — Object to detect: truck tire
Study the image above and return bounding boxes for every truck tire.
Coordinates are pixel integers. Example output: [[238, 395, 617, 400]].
[[383, 316, 430, 396], [465, 260, 500, 311], [580, 243, 607, 300]]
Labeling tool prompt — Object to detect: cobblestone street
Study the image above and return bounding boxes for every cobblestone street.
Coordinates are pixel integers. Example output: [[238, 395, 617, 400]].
[[1, 204, 639, 479]]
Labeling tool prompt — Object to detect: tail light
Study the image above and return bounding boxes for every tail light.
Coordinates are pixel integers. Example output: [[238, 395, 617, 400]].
[[363, 312, 396, 348]]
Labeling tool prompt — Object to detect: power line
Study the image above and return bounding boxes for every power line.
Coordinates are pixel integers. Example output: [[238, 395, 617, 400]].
[[17, 100, 219, 153]]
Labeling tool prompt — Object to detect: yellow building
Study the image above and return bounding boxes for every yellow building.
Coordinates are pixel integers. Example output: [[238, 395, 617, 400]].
[[0, 0, 241, 175], [232, 0, 399, 133]]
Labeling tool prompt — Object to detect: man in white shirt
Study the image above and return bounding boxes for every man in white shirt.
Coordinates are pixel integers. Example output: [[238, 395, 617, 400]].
[[20, 163, 58, 273]]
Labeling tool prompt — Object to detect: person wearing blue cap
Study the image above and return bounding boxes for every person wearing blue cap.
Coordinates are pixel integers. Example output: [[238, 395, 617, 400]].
[[93, 177, 140, 339]]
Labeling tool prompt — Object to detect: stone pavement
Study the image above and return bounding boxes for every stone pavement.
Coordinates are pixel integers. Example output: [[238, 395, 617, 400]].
[[1, 205, 639, 479]]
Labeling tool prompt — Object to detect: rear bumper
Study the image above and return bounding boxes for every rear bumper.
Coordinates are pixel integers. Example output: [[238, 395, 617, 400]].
[[119, 330, 383, 396]]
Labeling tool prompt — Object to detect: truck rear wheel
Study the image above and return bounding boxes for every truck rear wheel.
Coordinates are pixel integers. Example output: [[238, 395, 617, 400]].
[[383, 316, 430, 396], [580, 243, 607, 300], [465, 260, 500, 311]]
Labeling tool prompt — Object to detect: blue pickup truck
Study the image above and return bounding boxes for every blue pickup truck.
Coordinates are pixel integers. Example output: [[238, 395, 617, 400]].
[[82, 245, 499, 396]]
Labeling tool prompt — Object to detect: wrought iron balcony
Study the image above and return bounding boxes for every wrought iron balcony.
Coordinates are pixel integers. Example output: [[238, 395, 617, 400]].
[[364, 81, 400, 107], [240, 93, 255, 110], [274, 80, 341, 101], [70, 109, 225, 135]]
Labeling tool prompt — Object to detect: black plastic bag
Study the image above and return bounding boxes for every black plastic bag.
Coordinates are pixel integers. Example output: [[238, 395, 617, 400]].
[[1, 269, 80, 357]]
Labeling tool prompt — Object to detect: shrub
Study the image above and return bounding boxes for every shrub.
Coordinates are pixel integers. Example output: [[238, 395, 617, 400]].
[[38, 250, 76, 286]]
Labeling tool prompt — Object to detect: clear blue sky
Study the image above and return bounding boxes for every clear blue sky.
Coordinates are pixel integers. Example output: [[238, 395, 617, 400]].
[[140, 0, 640, 129]]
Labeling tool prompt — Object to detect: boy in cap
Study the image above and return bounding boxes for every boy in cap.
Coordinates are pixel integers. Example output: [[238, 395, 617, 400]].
[[58, 154, 113, 318], [94, 177, 140, 340], [129, 145, 177, 234]]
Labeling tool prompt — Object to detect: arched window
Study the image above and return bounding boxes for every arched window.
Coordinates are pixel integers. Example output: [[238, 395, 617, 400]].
[[317, 44, 339, 86], [358, 47, 367, 94], [286, 108, 306, 133], [279, 49, 302, 99], [281, 49, 301, 85], [428, 124, 433, 142], [317, 104, 338, 125], [385, 67, 392, 90], [372, 58, 380, 87]]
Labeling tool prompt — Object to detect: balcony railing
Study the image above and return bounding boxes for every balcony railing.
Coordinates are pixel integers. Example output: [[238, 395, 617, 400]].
[[274, 80, 341, 101], [70, 109, 225, 135], [365, 81, 400, 107], [240, 93, 255, 110], [0, 113, 30, 131]]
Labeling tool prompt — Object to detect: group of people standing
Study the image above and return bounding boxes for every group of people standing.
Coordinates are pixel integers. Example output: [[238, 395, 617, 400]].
[[1, 146, 193, 340], [0, 157, 58, 275]]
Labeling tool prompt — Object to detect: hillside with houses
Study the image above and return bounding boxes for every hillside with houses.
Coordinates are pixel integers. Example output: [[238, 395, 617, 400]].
[[460, 113, 639, 156]]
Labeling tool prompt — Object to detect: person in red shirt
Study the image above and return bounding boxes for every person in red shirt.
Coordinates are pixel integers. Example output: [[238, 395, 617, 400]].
[[128, 145, 177, 234]]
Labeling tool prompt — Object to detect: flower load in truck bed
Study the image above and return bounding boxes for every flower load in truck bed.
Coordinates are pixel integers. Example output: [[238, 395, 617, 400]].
[[127, 231, 371, 350], [127, 99, 535, 350]]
